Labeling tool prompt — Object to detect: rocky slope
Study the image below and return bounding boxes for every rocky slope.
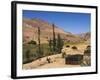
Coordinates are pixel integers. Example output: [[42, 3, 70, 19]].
[[23, 18, 90, 44]]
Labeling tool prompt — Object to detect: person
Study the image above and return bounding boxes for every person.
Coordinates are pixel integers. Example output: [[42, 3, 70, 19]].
[[46, 57, 51, 63]]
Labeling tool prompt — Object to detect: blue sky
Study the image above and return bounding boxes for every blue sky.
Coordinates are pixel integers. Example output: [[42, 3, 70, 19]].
[[23, 10, 91, 34]]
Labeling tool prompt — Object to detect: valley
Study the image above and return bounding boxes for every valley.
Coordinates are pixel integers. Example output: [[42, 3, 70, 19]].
[[22, 18, 91, 69]]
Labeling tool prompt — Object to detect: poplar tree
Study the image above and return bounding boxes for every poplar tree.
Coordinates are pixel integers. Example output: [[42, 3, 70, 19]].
[[38, 27, 42, 58], [57, 34, 64, 53], [49, 38, 52, 52], [52, 24, 56, 52]]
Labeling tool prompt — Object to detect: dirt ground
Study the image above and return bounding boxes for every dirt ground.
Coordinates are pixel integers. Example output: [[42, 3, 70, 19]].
[[22, 43, 89, 69]]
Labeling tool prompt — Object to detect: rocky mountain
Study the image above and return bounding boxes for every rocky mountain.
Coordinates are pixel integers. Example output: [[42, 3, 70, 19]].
[[23, 18, 90, 44], [78, 32, 91, 44], [78, 32, 90, 41]]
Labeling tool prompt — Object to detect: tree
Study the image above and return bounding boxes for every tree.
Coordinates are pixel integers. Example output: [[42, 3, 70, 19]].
[[48, 38, 52, 52], [56, 34, 64, 53], [38, 27, 41, 57], [52, 24, 56, 52]]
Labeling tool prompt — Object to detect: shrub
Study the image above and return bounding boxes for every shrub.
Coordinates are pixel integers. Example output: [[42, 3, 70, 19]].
[[66, 45, 70, 48], [72, 46, 77, 50], [28, 40, 37, 45]]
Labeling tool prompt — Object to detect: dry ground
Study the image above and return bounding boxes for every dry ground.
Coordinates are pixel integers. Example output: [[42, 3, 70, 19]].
[[23, 43, 89, 70]]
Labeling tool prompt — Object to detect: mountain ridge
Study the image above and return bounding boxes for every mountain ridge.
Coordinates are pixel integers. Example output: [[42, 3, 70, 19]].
[[23, 18, 90, 44]]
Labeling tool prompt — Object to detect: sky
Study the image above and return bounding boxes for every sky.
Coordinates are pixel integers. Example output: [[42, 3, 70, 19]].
[[23, 10, 91, 34]]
